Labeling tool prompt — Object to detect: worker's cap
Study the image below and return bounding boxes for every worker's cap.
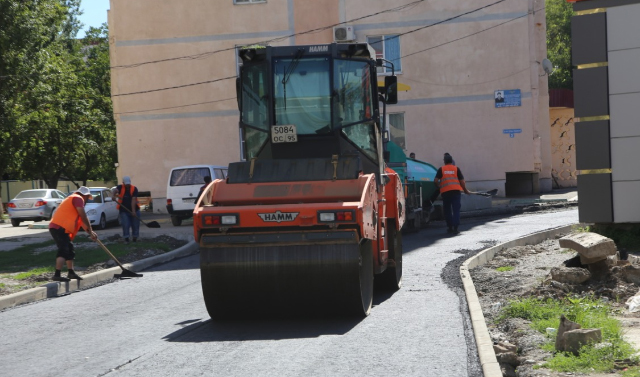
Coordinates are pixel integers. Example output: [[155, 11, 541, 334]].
[[123, 176, 131, 185], [444, 153, 453, 164], [75, 186, 93, 199]]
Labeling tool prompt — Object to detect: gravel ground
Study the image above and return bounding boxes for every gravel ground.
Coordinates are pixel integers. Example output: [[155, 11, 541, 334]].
[[470, 231, 640, 377]]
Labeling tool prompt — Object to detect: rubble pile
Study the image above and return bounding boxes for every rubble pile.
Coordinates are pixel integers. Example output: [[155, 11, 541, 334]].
[[470, 231, 640, 377]]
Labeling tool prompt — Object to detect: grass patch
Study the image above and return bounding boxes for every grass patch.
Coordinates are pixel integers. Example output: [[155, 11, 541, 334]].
[[499, 296, 638, 373], [13, 267, 54, 280], [623, 367, 640, 376], [495, 266, 514, 272], [0, 235, 175, 274]]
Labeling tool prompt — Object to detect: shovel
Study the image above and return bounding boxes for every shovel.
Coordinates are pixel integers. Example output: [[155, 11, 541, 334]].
[[95, 238, 143, 279], [470, 189, 499, 197], [117, 201, 161, 228]]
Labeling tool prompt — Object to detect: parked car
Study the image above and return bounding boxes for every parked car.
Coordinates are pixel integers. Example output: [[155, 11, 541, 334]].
[[85, 187, 120, 230], [6, 189, 67, 227], [166, 165, 228, 226]]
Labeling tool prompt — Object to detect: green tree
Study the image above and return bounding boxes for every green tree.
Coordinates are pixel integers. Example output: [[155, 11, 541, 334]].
[[66, 24, 117, 186], [0, 0, 69, 196], [1, 1, 116, 193], [8, 0, 86, 188], [546, 0, 574, 90]]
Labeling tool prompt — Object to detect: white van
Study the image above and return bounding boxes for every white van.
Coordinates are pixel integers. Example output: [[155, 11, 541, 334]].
[[166, 165, 227, 226]]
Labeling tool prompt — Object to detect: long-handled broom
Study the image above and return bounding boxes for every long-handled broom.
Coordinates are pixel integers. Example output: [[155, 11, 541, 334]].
[[118, 204, 161, 228], [95, 238, 143, 279]]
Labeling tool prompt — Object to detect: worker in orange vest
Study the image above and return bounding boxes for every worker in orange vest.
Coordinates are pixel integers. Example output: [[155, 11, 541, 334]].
[[112, 176, 140, 243], [435, 153, 470, 235], [49, 186, 98, 281]]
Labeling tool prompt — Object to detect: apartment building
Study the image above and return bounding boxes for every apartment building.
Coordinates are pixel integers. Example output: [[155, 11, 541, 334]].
[[108, 0, 550, 208]]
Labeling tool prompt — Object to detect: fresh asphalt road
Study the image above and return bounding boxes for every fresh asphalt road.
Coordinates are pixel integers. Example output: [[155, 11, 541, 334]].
[[0, 208, 578, 377]]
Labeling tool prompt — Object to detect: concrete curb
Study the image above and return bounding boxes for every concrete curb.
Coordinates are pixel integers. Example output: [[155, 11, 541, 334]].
[[460, 223, 576, 377], [0, 241, 199, 312]]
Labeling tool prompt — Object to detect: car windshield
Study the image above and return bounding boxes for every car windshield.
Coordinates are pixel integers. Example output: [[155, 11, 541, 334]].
[[274, 57, 331, 135], [15, 190, 47, 199]]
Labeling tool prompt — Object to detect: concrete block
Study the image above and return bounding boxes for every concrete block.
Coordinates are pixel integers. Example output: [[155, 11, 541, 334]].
[[559, 232, 617, 260], [550, 267, 591, 284], [564, 328, 602, 355]]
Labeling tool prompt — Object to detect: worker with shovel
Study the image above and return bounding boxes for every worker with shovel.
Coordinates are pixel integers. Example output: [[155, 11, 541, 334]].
[[49, 186, 98, 282], [113, 176, 140, 243]]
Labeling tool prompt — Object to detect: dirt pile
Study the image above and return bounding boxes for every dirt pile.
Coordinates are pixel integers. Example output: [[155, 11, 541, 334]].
[[470, 233, 640, 377]]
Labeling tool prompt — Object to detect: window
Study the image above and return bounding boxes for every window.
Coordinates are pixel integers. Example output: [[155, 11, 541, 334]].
[[213, 168, 228, 179], [388, 113, 405, 150], [170, 168, 213, 186], [274, 57, 331, 135], [89, 191, 103, 204], [240, 62, 269, 158], [366, 35, 402, 74], [234, 0, 265, 4]]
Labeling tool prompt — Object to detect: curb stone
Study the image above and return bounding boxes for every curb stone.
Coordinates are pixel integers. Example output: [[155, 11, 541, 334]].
[[460, 223, 576, 377], [0, 241, 199, 311]]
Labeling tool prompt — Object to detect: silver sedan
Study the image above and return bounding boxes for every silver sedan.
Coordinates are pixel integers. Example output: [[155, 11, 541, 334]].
[[6, 189, 67, 227]]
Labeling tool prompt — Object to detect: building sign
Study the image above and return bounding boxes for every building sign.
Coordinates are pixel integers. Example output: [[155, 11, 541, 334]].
[[495, 89, 521, 108], [503, 128, 522, 138]]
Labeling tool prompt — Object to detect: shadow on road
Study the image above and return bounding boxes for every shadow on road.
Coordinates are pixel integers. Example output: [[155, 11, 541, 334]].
[[163, 316, 362, 342]]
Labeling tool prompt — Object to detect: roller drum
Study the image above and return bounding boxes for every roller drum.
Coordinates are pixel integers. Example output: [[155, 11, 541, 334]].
[[200, 231, 372, 319]]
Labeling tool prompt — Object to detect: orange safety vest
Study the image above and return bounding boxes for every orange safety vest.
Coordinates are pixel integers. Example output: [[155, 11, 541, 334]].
[[117, 185, 138, 210], [439, 165, 463, 194], [50, 194, 83, 240]]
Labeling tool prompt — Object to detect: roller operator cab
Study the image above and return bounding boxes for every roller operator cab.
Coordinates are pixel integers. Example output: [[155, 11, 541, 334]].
[[194, 43, 404, 319]]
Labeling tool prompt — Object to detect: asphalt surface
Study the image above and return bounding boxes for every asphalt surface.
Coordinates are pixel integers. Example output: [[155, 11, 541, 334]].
[[0, 207, 579, 377]]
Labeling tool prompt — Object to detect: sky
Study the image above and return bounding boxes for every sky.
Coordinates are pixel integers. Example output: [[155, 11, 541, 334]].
[[77, 0, 110, 38]]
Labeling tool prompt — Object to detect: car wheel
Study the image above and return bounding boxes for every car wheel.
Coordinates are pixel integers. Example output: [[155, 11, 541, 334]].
[[48, 208, 56, 221], [11, 219, 21, 227], [117, 214, 122, 226], [171, 216, 182, 226], [99, 213, 107, 230]]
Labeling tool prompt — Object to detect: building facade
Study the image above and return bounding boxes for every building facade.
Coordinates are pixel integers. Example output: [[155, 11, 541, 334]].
[[108, 0, 550, 210], [569, 0, 640, 223]]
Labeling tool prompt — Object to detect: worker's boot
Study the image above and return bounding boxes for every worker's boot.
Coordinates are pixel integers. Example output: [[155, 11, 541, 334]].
[[67, 270, 84, 280], [453, 227, 460, 235], [52, 275, 70, 282]]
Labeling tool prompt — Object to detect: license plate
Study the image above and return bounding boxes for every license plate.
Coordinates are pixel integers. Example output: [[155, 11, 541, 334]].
[[182, 198, 195, 203], [19, 203, 31, 208], [271, 125, 298, 143]]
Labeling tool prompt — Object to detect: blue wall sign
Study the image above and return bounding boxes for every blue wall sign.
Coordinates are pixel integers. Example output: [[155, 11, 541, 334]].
[[503, 128, 522, 138], [495, 89, 521, 108]]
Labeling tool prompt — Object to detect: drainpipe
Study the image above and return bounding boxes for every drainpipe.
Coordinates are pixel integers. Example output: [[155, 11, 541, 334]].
[[529, 0, 542, 173]]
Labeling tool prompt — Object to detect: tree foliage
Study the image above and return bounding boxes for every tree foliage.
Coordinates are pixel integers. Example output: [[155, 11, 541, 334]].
[[546, 0, 574, 90], [0, 0, 116, 195]]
